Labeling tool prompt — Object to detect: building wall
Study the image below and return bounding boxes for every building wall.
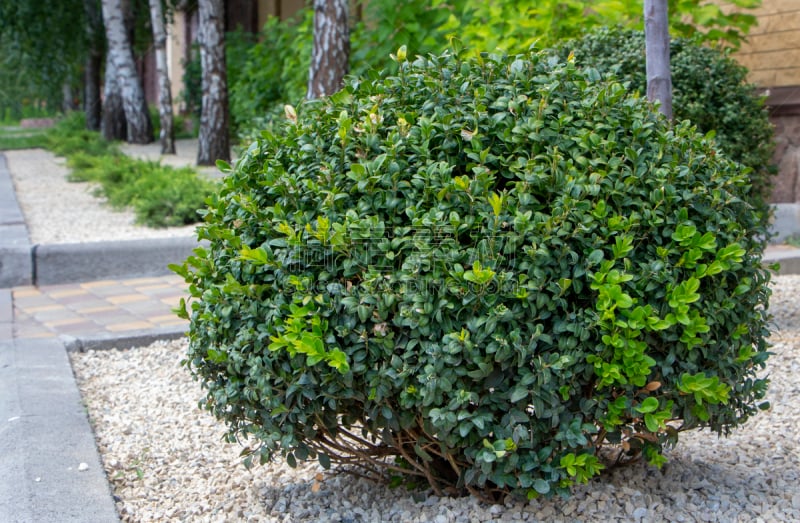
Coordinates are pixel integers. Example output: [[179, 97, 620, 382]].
[[719, 0, 800, 203], [722, 0, 800, 88]]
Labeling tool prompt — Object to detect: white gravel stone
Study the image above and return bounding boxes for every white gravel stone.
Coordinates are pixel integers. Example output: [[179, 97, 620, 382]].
[[70, 276, 800, 522]]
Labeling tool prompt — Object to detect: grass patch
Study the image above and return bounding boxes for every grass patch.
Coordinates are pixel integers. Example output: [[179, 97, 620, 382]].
[[46, 113, 215, 228], [0, 127, 50, 150]]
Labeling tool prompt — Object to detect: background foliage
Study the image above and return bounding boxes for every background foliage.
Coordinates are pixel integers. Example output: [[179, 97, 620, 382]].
[[224, 0, 762, 139]]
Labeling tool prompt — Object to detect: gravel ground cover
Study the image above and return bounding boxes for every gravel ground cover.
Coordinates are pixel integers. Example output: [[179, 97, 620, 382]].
[[5, 148, 198, 244], [71, 277, 800, 522]]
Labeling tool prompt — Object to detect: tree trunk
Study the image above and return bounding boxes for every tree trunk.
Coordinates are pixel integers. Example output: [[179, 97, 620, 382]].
[[197, 0, 230, 165], [149, 0, 175, 154], [307, 0, 349, 100], [101, 0, 153, 143], [101, 53, 128, 141], [644, 0, 672, 120], [83, 0, 103, 131]]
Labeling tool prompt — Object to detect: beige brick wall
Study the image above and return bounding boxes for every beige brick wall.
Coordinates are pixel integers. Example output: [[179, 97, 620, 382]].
[[719, 0, 800, 87]]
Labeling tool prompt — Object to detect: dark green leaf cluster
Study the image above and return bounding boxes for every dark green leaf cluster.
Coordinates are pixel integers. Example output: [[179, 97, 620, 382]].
[[553, 27, 775, 224], [177, 49, 771, 501]]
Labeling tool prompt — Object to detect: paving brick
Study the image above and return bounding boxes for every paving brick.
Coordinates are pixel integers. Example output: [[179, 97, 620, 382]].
[[13, 296, 58, 309], [79, 280, 118, 289], [107, 294, 149, 305], [106, 321, 155, 332], [124, 276, 169, 286], [24, 304, 70, 315], [52, 321, 102, 335], [12, 287, 42, 298], [48, 288, 91, 299], [75, 305, 118, 314], [44, 317, 94, 328]]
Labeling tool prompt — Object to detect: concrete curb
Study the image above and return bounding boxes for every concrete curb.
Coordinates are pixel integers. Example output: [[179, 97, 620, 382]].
[[32, 237, 204, 286], [61, 325, 187, 353], [763, 246, 800, 275]]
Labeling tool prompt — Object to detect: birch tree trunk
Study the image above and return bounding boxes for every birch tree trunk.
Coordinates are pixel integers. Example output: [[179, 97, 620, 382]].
[[101, 53, 128, 141], [307, 0, 349, 100], [83, 0, 103, 131], [644, 0, 672, 120], [197, 0, 230, 165], [101, 0, 153, 143], [148, 0, 175, 154]]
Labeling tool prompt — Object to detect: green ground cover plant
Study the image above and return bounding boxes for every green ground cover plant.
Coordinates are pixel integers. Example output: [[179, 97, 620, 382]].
[[0, 126, 50, 150], [176, 48, 772, 502], [553, 27, 775, 225], [46, 113, 214, 227]]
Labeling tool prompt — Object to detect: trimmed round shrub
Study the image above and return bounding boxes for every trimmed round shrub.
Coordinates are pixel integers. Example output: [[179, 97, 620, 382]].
[[553, 27, 775, 223], [175, 49, 772, 501]]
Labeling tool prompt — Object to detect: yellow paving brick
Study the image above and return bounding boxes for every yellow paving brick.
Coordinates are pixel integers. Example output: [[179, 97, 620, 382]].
[[107, 294, 150, 305], [21, 304, 64, 313], [45, 317, 91, 328], [134, 284, 175, 293], [106, 321, 155, 332], [124, 277, 169, 286], [12, 288, 42, 298], [48, 288, 91, 299], [148, 314, 187, 323], [78, 305, 119, 314], [80, 280, 119, 289]]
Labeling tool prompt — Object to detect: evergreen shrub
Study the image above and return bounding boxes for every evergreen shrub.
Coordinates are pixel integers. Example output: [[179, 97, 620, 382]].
[[553, 27, 775, 222], [175, 49, 772, 501]]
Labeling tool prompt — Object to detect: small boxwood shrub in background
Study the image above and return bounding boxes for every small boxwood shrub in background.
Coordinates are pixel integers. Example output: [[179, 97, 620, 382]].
[[45, 113, 214, 227], [552, 27, 775, 224], [175, 49, 771, 501]]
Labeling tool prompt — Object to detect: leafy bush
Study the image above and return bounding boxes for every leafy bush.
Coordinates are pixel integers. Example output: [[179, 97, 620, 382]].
[[553, 27, 775, 223], [176, 49, 771, 501]]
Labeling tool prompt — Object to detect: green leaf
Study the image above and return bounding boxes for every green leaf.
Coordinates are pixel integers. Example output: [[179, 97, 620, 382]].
[[644, 413, 660, 432], [509, 386, 528, 403], [318, 453, 331, 470], [533, 478, 551, 495], [634, 396, 659, 414]]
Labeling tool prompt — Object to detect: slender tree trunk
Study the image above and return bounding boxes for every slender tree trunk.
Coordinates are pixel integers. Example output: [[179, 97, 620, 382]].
[[307, 0, 349, 100], [101, 53, 128, 141], [83, 0, 103, 131], [197, 0, 230, 165], [644, 0, 672, 120], [101, 0, 153, 143], [149, 0, 175, 154]]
